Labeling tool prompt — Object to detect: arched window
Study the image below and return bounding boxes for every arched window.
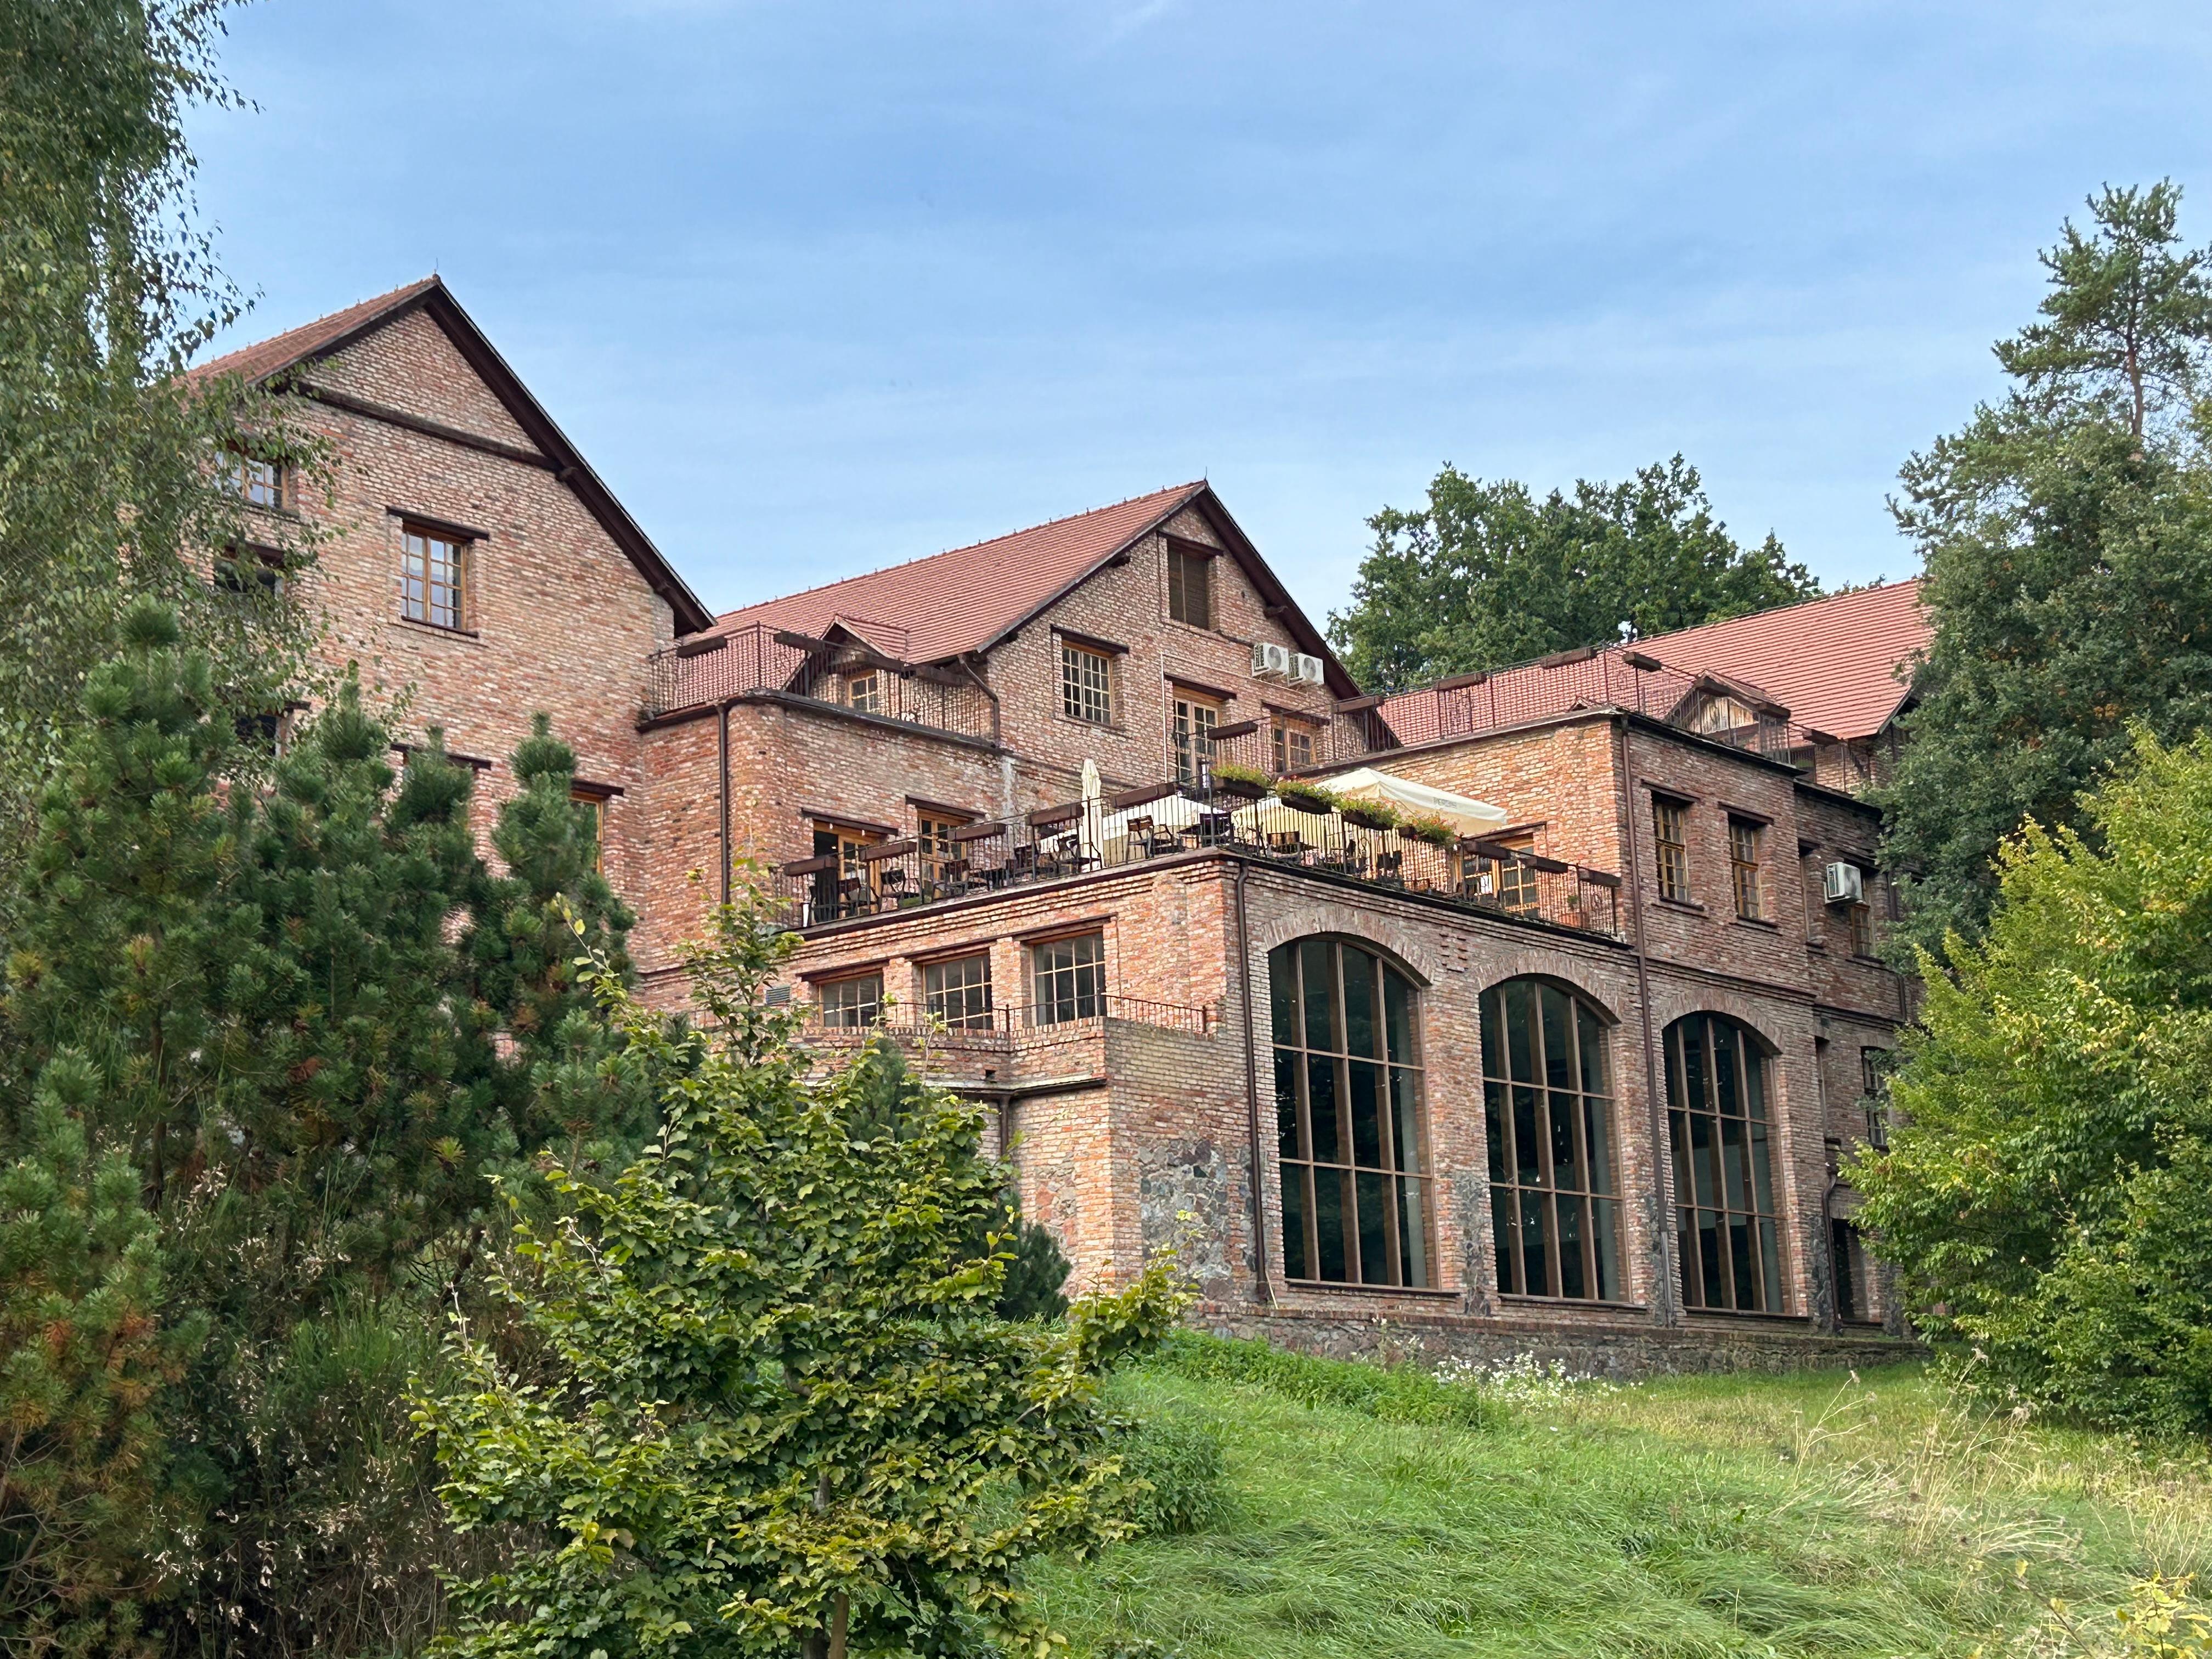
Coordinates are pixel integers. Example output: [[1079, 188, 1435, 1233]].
[[1268, 939, 1432, 1288], [1665, 1012, 1787, 1312], [1480, 979, 1622, 1301]]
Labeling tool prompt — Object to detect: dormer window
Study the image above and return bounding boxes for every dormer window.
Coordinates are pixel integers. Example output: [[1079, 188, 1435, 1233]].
[[1167, 543, 1213, 629], [1686, 692, 1761, 737]]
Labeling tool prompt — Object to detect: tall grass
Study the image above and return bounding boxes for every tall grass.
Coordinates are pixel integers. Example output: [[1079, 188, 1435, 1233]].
[[1027, 1338, 2212, 1658]]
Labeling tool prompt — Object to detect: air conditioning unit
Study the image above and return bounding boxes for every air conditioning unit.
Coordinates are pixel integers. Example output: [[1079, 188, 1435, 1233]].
[[1251, 641, 1291, 679], [1823, 861, 1865, 905], [1291, 652, 1325, 684]]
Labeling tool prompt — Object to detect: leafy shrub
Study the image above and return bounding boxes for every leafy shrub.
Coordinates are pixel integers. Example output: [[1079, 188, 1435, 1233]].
[[1146, 1331, 1502, 1430], [1111, 1409, 1232, 1537]]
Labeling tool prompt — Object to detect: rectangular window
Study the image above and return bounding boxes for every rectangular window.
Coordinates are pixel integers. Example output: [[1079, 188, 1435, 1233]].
[[571, 788, 608, 874], [1060, 641, 1113, 725], [844, 670, 883, 714], [817, 972, 883, 1029], [216, 545, 283, 597], [1861, 1047, 1892, 1149], [1171, 693, 1220, 786], [1849, 900, 1876, 958], [923, 952, 994, 1031], [1493, 836, 1540, 916], [916, 811, 968, 883], [1271, 721, 1317, 774], [1830, 1218, 1872, 1322], [401, 523, 470, 631], [224, 452, 283, 509], [1728, 817, 1763, 920], [1652, 796, 1691, 902], [1167, 545, 1212, 629], [811, 821, 884, 919], [1030, 932, 1105, 1025]]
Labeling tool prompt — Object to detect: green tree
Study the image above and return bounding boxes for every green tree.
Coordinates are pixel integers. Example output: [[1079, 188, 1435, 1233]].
[[1326, 456, 1819, 692], [0, 0, 320, 917], [416, 889, 1189, 1659], [1851, 730, 2212, 1434], [1877, 182, 2212, 956], [0, 1054, 201, 1656]]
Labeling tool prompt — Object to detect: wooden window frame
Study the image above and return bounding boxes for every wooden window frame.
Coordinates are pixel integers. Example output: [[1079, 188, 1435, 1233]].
[[915, 808, 972, 883], [1728, 816, 1763, 921], [400, 521, 471, 632], [1171, 690, 1221, 787], [1029, 931, 1105, 1025], [817, 971, 884, 1030], [1860, 1046, 1892, 1149], [922, 951, 994, 1031], [1271, 719, 1317, 775], [224, 450, 285, 510], [1268, 938, 1435, 1290], [1059, 640, 1114, 726], [1652, 795, 1691, 903], [1848, 899, 1876, 958], [843, 668, 884, 715], [1166, 542, 1214, 630], [570, 787, 610, 873], [1665, 1012, 1788, 1313], [1482, 978, 1624, 1302]]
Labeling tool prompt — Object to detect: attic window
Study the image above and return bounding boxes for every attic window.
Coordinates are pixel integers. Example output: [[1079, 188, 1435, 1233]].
[[1167, 543, 1212, 629], [1685, 692, 1763, 739], [223, 451, 284, 510], [401, 523, 470, 631], [1060, 641, 1113, 726]]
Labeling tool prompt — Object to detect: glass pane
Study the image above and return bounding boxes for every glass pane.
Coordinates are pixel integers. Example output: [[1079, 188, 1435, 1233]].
[[1591, 1197, 1622, 1302], [1491, 1186, 1516, 1293], [1549, 1090, 1581, 1191], [1743, 1039, 1769, 1120], [1697, 1209, 1726, 1308], [1520, 1189, 1551, 1299], [1677, 1213, 1699, 1307], [1391, 1067, 1422, 1176], [1504, 980, 1534, 1082], [1485, 1081, 1508, 1181], [1669, 1110, 1693, 1214], [1384, 970, 1415, 1066], [1750, 1117, 1777, 1217], [1714, 1025, 1743, 1116], [1583, 1094, 1616, 1194], [1758, 1218, 1784, 1313], [1556, 1192, 1588, 1300], [1343, 950, 1378, 1058], [1348, 1061, 1384, 1169], [1730, 1216, 1758, 1310], [1513, 1086, 1542, 1186], [1721, 1114, 1750, 1211], [1268, 945, 1297, 1047], [1577, 1005, 1606, 1096], [1356, 1171, 1392, 1284], [1282, 1166, 1311, 1279], [1679, 1019, 1708, 1114], [1398, 1177, 1430, 1289], [1539, 984, 1575, 1090], [1479, 988, 1502, 1079], [1307, 1057, 1343, 1164], [1314, 1167, 1350, 1282], [1275, 1049, 1302, 1159], [1690, 1110, 1722, 1208], [1301, 940, 1335, 1053]]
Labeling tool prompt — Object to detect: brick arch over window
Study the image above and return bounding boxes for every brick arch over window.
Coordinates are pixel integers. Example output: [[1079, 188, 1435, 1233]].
[[1480, 977, 1627, 1303], [1662, 1009, 1790, 1314], [1647, 985, 1788, 1058], [1246, 911, 1440, 988], [1474, 965, 1623, 1029], [1266, 936, 1435, 1289]]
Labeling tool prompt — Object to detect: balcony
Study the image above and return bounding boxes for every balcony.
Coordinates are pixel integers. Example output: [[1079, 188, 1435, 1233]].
[[775, 778, 1623, 940], [644, 622, 998, 742]]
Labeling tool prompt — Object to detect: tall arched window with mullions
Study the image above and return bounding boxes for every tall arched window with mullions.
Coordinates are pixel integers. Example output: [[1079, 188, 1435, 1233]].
[[1480, 979, 1623, 1301], [1269, 939, 1433, 1288], [1664, 1012, 1787, 1312]]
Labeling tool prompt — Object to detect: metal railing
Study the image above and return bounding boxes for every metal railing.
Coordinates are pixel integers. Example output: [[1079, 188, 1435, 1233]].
[[1368, 647, 1833, 767], [775, 781, 1623, 939], [801, 993, 1216, 1047], [645, 623, 997, 741]]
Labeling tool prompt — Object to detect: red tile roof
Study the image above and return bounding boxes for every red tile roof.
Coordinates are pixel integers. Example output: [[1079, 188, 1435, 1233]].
[[185, 276, 442, 385], [709, 482, 1211, 663], [1378, 579, 1930, 747]]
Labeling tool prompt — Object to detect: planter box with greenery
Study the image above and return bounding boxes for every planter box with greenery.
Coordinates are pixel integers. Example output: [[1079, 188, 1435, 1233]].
[[1401, 815, 1458, 848], [1276, 780, 1339, 815], [1210, 763, 1270, 800], [1337, 800, 1400, 832]]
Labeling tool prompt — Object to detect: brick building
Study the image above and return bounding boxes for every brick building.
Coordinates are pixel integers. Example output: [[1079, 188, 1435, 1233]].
[[195, 278, 1931, 1374]]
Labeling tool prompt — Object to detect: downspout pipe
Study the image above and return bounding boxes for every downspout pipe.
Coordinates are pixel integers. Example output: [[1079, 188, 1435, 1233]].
[[717, 699, 732, 906], [1617, 714, 1679, 1325], [1233, 857, 1276, 1306]]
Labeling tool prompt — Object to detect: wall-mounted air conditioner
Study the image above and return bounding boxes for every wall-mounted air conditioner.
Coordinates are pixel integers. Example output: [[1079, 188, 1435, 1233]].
[[1252, 641, 1292, 679], [1291, 652, 1325, 685], [1822, 861, 1865, 905]]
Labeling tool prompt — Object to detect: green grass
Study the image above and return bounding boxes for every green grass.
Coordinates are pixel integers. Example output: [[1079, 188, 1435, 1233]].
[[1026, 1336, 2212, 1658]]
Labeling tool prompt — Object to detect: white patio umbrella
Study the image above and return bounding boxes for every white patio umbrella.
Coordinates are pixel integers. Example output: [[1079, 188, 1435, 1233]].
[[1078, 759, 1103, 859], [1321, 767, 1508, 836]]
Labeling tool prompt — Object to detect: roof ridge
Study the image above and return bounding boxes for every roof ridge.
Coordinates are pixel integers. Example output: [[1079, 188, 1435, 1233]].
[[1633, 576, 1925, 644], [714, 481, 1205, 625]]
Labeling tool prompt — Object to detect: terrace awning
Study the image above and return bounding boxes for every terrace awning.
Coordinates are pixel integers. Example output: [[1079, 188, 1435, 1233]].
[[1322, 768, 1508, 836]]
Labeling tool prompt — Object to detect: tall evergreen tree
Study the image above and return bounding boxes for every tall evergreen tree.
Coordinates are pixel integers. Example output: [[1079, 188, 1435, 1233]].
[[1326, 456, 1819, 692], [1877, 182, 2212, 955]]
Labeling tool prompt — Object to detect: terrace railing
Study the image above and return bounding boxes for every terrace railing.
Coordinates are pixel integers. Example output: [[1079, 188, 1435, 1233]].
[[801, 992, 1216, 1048], [775, 781, 1623, 939], [644, 623, 997, 742]]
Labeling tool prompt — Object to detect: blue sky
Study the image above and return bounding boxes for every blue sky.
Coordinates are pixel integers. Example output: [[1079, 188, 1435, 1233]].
[[191, 1, 2212, 625]]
